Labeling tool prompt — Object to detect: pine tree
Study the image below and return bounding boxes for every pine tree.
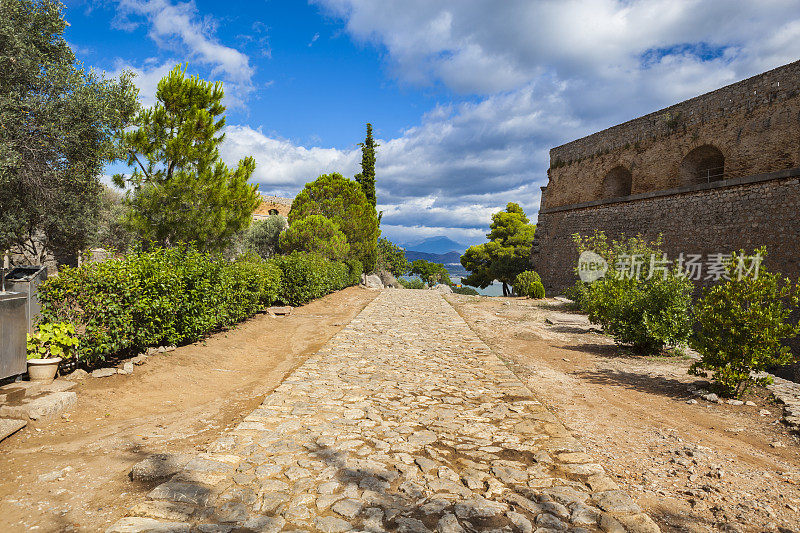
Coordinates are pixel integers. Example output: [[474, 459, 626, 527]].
[[354, 123, 378, 207], [114, 65, 260, 251], [461, 203, 537, 296]]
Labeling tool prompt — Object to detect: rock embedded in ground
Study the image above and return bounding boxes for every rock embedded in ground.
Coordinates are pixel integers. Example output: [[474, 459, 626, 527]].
[[592, 490, 642, 515], [0, 391, 77, 420], [361, 273, 384, 289], [701, 393, 720, 403], [105, 516, 190, 533], [0, 418, 26, 442], [63, 368, 89, 380], [91, 368, 117, 378], [130, 454, 192, 482]]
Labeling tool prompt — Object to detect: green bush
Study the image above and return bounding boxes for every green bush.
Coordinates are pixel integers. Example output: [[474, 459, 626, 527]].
[[279, 214, 350, 261], [398, 277, 426, 289], [272, 252, 353, 306], [573, 233, 693, 353], [565, 281, 591, 312], [376, 238, 410, 276], [690, 248, 800, 397], [345, 258, 364, 287], [452, 286, 479, 295], [240, 215, 285, 259], [38, 247, 358, 364], [514, 271, 545, 298]]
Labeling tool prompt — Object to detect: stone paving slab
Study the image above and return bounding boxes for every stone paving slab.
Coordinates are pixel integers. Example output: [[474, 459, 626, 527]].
[[0, 418, 27, 442], [108, 290, 658, 533]]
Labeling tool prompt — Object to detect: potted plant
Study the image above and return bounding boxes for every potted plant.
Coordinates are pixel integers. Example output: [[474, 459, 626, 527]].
[[26, 322, 80, 382]]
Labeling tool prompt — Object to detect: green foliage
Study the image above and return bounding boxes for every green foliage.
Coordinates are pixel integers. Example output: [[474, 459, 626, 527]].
[[0, 0, 139, 264], [272, 252, 355, 306], [90, 186, 136, 253], [461, 203, 536, 296], [37, 247, 280, 363], [574, 232, 693, 352], [514, 271, 546, 299], [240, 215, 285, 259], [565, 281, 591, 312], [289, 173, 380, 270], [398, 277, 426, 289], [344, 258, 364, 287], [410, 259, 451, 287], [452, 286, 479, 295], [38, 245, 361, 364], [376, 238, 410, 276], [690, 248, 800, 397], [116, 65, 259, 252], [26, 322, 79, 360], [354, 123, 378, 208], [279, 214, 350, 261]]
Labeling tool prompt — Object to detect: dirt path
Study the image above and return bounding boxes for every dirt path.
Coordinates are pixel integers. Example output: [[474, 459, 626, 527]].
[[0, 286, 377, 532], [447, 294, 800, 533]]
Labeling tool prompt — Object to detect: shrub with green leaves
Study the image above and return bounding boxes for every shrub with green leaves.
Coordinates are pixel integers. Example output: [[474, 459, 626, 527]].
[[690, 248, 800, 397], [376, 238, 410, 276], [38, 247, 282, 363], [344, 258, 364, 287], [573, 232, 693, 353], [279, 214, 350, 261], [514, 270, 545, 299], [27, 322, 80, 360], [452, 286, 479, 295], [271, 252, 353, 306], [240, 215, 286, 259], [398, 277, 426, 289], [38, 247, 358, 364], [565, 281, 591, 312]]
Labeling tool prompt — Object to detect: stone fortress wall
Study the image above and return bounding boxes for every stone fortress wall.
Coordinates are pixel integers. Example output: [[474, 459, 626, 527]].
[[532, 60, 800, 295], [253, 195, 293, 220]]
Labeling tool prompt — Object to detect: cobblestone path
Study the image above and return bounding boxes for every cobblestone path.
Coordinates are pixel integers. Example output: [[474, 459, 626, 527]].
[[109, 291, 659, 533]]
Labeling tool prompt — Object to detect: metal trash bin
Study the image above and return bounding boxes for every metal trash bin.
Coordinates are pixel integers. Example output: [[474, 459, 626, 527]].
[[0, 291, 27, 379], [5, 265, 48, 333]]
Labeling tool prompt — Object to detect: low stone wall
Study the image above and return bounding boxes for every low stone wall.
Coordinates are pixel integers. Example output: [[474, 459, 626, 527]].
[[531, 169, 800, 295]]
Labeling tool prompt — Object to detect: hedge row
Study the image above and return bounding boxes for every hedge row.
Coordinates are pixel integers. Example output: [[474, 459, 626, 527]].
[[38, 248, 362, 364]]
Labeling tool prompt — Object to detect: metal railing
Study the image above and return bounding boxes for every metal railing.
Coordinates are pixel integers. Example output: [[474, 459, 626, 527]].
[[695, 166, 726, 183]]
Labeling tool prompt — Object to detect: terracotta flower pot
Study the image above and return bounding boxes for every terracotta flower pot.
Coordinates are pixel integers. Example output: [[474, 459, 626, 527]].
[[27, 357, 62, 383]]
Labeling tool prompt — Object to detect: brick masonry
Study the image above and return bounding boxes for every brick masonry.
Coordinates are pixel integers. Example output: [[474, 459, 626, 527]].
[[532, 59, 800, 295], [542, 60, 800, 209], [253, 195, 293, 220], [532, 171, 800, 295]]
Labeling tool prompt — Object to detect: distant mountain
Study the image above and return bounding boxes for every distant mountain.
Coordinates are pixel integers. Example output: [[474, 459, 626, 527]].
[[404, 250, 462, 265], [401, 236, 467, 255]]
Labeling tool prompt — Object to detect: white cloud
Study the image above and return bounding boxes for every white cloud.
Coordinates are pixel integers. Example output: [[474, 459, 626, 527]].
[[117, 0, 800, 244], [294, 0, 800, 243], [220, 125, 360, 197], [114, 0, 255, 106], [314, 0, 800, 97], [113, 59, 175, 107]]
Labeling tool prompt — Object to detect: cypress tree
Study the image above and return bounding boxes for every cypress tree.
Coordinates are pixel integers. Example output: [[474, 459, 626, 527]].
[[355, 123, 378, 207]]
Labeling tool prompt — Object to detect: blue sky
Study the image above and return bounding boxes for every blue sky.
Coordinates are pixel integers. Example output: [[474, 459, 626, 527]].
[[63, 0, 800, 247]]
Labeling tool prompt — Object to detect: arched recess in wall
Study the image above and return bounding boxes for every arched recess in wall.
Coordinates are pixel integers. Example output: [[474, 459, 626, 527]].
[[601, 166, 632, 199], [268, 208, 279, 215], [681, 145, 725, 185]]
